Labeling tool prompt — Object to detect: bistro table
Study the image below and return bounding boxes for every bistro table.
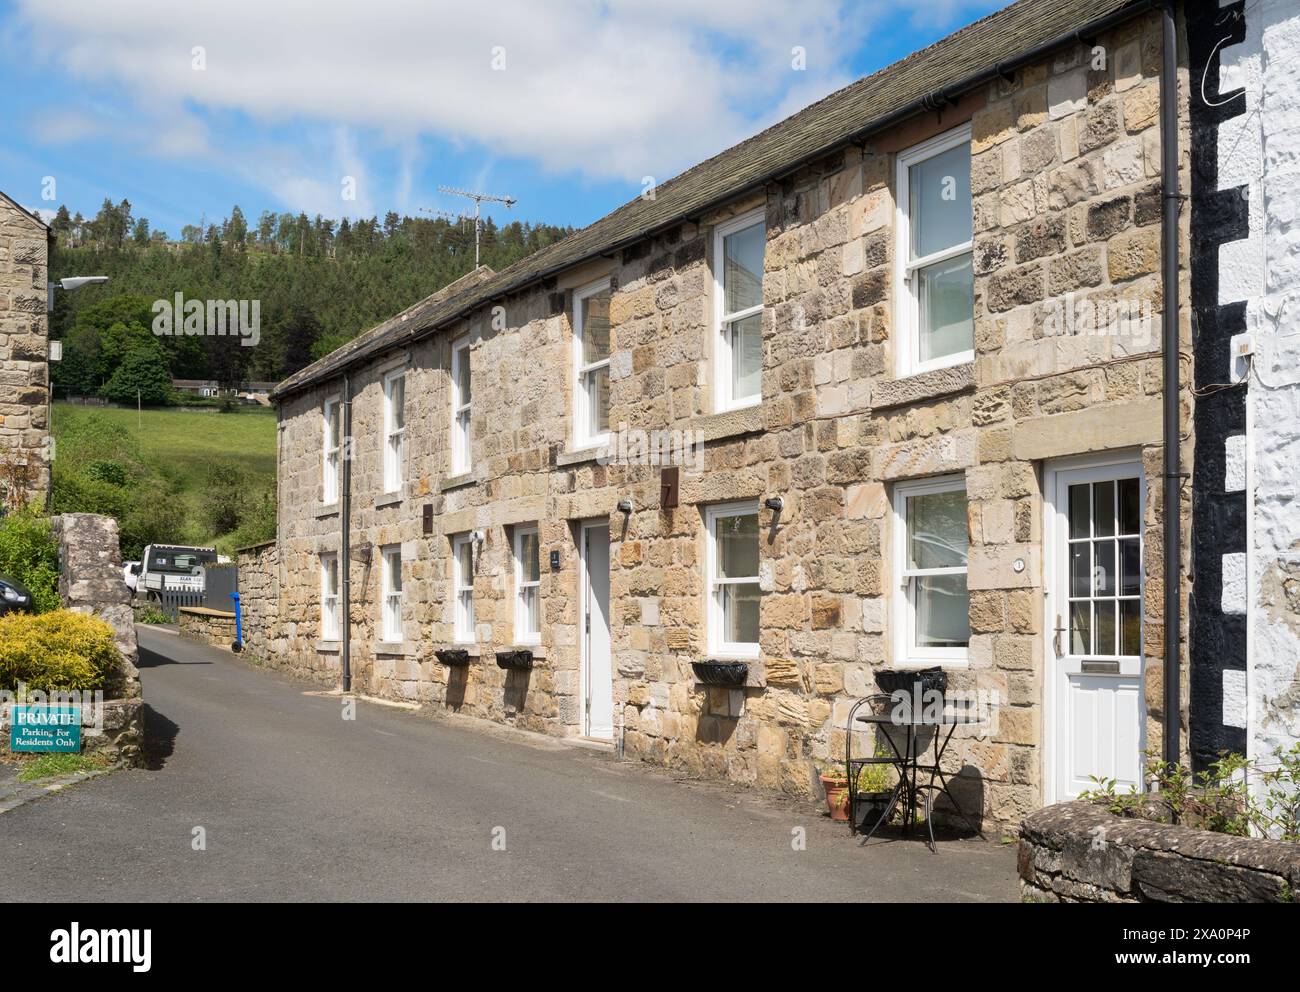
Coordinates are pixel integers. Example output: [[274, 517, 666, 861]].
[[845, 695, 987, 853]]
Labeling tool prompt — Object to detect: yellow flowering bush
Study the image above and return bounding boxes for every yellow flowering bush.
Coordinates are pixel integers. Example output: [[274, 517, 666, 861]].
[[0, 610, 121, 692]]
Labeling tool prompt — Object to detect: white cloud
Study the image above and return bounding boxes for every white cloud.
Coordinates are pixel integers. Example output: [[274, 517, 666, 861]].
[[13, 0, 1004, 212]]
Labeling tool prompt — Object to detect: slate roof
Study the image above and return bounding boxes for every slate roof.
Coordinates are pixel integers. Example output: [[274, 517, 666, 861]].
[[273, 0, 1152, 401]]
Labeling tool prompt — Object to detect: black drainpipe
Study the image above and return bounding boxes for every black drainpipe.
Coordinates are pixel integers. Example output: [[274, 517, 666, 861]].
[[340, 371, 353, 693], [1160, 0, 1181, 767]]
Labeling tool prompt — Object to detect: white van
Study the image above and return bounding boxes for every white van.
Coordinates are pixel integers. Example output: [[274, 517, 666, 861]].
[[137, 545, 220, 602]]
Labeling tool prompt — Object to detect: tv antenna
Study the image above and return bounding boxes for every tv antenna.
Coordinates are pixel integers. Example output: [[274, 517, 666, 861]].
[[418, 206, 475, 237], [436, 186, 517, 266]]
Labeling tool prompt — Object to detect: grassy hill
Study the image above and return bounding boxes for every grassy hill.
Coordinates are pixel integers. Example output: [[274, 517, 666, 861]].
[[51, 403, 278, 558]]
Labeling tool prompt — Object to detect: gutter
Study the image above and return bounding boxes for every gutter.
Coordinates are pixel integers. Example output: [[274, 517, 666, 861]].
[[340, 371, 353, 693], [1159, 0, 1182, 766], [272, 1, 1160, 402]]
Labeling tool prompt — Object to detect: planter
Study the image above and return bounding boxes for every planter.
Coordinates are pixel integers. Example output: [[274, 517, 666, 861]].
[[691, 661, 748, 686], [855, 789, 894, 825], [435, 648, 471, 666], [820, 774, 851, 822], [495, 649, 534, 670], [875, 666, 947, 698]]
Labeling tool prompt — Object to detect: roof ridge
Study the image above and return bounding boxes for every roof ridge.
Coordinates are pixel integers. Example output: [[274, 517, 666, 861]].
[[273, 0, 1148, 400]]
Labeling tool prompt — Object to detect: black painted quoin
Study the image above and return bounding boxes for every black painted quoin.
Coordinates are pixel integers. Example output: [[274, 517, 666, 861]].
[[1187, 1, 1249, 771]]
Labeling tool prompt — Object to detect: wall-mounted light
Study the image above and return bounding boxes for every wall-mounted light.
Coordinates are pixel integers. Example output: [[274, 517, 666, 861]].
[[617, 499, 633, 514], [764, 496, 784, 513]]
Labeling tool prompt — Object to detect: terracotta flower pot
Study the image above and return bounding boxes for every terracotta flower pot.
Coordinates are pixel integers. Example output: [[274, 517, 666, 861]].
[[820, 774, 851, 821]]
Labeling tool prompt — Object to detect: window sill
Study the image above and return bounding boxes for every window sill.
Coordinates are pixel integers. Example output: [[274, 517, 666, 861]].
[[874, 362, 975, 410], [442, 642, 481, 657], [512, 642, 545, 658], [713, 394, 762, 415], [439, 472, 476, 492], [316, 502, 340, 519], [556, 445, 607, 468], [691, 405, 763, 443], [375, 492, 404, 509], [316, 640, 341, 653]]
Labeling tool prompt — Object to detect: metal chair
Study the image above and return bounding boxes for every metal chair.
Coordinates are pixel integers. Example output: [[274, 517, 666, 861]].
[[844, 694, 902, 838]]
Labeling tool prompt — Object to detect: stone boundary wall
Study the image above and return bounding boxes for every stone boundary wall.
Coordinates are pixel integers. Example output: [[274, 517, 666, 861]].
[[1019, 800, 1300, 902], [235, 541, 327, 683], [49, 513, 144, 765], [178, 606, 236, 649]]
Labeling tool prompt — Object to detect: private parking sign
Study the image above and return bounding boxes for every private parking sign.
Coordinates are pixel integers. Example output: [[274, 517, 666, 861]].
[[9, 705, 81, 753]]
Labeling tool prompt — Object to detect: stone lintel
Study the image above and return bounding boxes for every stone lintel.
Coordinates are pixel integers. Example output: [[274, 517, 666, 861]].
[[1012, 398, 1162, 462]]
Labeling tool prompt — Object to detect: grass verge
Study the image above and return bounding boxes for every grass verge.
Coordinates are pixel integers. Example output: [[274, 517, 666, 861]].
[[15, 751, 115, 782]]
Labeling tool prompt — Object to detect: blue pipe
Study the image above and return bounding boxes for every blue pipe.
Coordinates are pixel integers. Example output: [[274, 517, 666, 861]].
[[230, 591, 244, 652]]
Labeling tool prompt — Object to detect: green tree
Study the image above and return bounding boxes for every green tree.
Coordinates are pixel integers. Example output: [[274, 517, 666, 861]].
[[99, 349, 174, 406]]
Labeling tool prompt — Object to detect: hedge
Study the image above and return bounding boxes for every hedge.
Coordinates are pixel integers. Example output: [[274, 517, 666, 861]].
[[0, 610, 121, 692]]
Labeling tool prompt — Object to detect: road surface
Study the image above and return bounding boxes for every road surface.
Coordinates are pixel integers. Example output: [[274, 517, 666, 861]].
[[0, 626, 1018, 902]]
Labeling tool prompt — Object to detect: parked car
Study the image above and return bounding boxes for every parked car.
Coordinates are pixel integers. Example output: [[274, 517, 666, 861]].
[[137, 544, 220, 603], [123, 560, 142, 593], [0, 574, 34, 615]]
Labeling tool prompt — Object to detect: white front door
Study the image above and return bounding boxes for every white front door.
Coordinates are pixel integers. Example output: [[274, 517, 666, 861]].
[[1048, 458, 1146, 801], [581, 523, 613, 739]]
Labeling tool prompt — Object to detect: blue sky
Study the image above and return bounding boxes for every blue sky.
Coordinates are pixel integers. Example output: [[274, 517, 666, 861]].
[[0, 0, 1007, 236]]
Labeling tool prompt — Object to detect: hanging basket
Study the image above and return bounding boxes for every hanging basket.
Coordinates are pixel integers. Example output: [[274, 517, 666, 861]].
[[495, 649, 534, 670], [691, 661, 748, 686], [874, 667, 947, 698], [435, 648, 471, 666]]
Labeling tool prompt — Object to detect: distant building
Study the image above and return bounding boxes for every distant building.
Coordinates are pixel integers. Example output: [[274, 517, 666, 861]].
[[171, 380, 276, 403], [173, 379, 226, 398]]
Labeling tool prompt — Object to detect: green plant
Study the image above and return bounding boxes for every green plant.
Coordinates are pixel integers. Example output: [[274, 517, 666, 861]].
[[99, 347, 175, 406], [1259, 743, 1300, 841], [135, 606, 172, 625], [16, 752, 113, 782], [83, 460, 130, 487], [0, 508, 61, 613], [814, 757, 848, 782], [1082, 747, 1300, 840], [200, 460, 251, 536], [0, 610, 121, 692], [218, 488, 277, 553]]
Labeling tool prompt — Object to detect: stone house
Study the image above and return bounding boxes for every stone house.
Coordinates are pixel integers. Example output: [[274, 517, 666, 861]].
[[252, 0, 1200, 831], [0, 189, 52, 507]]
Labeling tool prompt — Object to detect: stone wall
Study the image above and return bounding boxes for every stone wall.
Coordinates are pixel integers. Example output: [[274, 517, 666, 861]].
[[257, 10, 1192, 830], [51, 512, 144, 764], [1019, 800, 1300, 902], [0, 192, 50, 507], [1183, 0, 1300, 776], [178, 607, 237, 648], [236, 539, 324, 681]]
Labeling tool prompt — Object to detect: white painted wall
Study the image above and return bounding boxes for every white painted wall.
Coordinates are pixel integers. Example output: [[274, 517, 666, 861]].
[[1216, 0, 1300, 764]]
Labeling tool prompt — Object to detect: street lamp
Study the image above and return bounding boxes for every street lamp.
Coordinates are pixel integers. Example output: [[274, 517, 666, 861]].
[[46, 275, 108, 313]]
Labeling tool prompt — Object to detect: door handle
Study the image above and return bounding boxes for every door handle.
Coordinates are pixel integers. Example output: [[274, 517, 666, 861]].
[[1053, 615, 1067, 658]]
